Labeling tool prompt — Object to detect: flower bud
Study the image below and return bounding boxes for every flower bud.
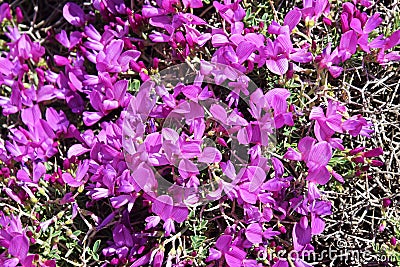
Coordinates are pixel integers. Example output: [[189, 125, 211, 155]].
[[383, 198, 392, 208], [16, 7, 24, 24], [364, 147, 383, 158]]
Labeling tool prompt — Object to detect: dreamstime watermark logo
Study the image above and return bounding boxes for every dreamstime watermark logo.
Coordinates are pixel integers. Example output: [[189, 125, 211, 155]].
[[122, 61, 277, 206], [256, 239, 400, 264]]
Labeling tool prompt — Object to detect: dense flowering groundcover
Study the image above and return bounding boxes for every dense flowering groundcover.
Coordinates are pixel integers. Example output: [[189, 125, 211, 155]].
[[0, 0, 399, 266]]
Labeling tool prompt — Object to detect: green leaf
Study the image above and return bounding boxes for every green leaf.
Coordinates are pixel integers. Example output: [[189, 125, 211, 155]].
[[93, 253, 99, 261]]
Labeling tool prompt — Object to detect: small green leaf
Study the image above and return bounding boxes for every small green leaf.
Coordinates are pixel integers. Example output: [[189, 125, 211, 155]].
[[73, 230, 82, 237]]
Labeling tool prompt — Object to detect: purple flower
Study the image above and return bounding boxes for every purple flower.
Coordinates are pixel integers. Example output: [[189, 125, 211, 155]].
[[62, 159, 90, 187], [264, 88, 294, 128], [56, 30, 82, 50], [213, 0, 246, 25], [262, 38, 289, 75], [315, 43, 343, 77], [96, 39, 140, 73], [301, 0, 330, 23], [0, 212, 30, 263], [245, 223, 280, 244], [309, 100, 345, 149], [338, 30, 358, 61], [206, 235, 247, 267], [343, 114, 374, 137], [151, 195, 189, 235], [350, 13, 382, 36], [305, 141, 332, 185], [269, 8, 302, 34], [284, 137, 333, 185]]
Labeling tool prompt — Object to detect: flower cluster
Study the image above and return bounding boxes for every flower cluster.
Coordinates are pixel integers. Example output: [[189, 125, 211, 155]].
[[0, 0, 397, 266]]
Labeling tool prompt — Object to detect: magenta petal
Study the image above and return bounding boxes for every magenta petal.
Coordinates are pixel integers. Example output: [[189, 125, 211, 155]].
[[55, 30, 70, 48], [290, 49, 313, 63], [68, 144, 90, 158], [263, 178, 287, 192], [149, 32, 170, 42], [309, 106, 325, 120], [293, 258, 313, 267], [106, 39, 124, 61], [311, 215, 325, 235], [248, 166, 266, 192], [364, 13, 382, 33], [245, 223, 263, 244], [331, 169, 344, 183], [386, 30, 400, 50], [215, 235, 232, 252], [145, 216, 161, 230], [113, 224, 133, 247], [62, 173, 81, 187], [206, 248, 222, 261], [9, 235, 29, 260], [225, 247, 246, 267], [21, 105, 41, 128], [4, 188, 22, 204], [263, 227, 280, 239], [284, 8, 302, 31], [221, 161, 236, 181], [274, 114, 285, 128], [307, 141, 332, 167], [210, 104, 228, 124], [132, 165, 156, 192], [17, 169, 30, 182], [152, 195, 173, 220], [83, 111, 103, 126], [113, 80, 128, 103], [63, 2, 85, 27], [236, 41, 256, 64], [4, 258, 19, 267], [350, 18, 363, 34], [33, 162, 46, 183], [364, 147, 383, 158], [178, 159, 199, 179], [307, 167, 330, 185], [237, 127, 249, 144], [212, 34, 230, 47], [293, 222, 312, 246], [273, 259, 289, 267], [265, 57, 288, 75], [131, 252, 151, 267], [198, 147, 222, 163], [171, 205, 189, 223], [339, 30, 358, 61], [239, 186, 257, 204], [326, 114, 343, 133], [110, 195, 130, 208]]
